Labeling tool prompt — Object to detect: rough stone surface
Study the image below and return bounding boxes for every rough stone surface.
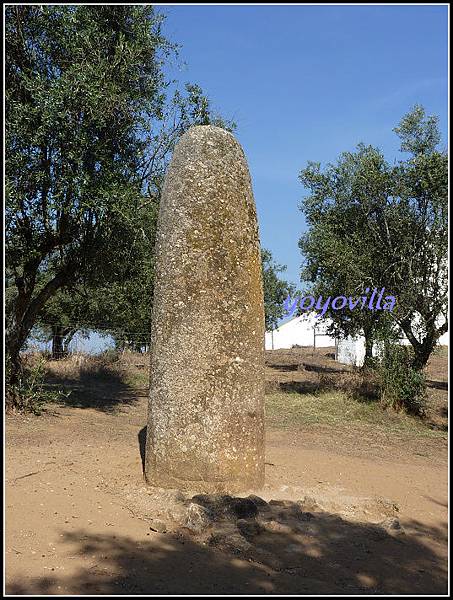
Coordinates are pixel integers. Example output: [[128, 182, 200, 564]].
[[182, 502, 212, 535], [379, 517, 405, 535], [145, 125, 265, 493], [247, 494, 269, 509]]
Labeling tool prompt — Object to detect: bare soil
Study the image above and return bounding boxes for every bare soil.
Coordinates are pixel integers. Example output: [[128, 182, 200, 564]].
[[5, 348, 448, 595]]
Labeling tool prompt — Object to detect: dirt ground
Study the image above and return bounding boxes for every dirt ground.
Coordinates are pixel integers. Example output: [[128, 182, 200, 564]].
[[5, 348, 449, 595]]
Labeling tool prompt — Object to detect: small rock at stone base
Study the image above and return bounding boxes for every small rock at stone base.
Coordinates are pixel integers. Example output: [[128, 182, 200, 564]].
[[298, 511, 314, 521], [191, 494, 233, 519], [296, 496, 321, 512], [237, 518, 262, 537], [182, 503, 212, 534], [149, 520, 168, 533], [261, 519, 294, 534], [247, 494, 269, 509], [209, 530, 253, 554], [379, 517, 405, 535]]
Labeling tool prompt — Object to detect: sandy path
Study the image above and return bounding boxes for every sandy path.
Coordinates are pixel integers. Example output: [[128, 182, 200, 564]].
[[5, 399, 448, 595]]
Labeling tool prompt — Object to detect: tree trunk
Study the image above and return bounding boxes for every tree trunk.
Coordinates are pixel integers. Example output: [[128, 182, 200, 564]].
[[363, 325, 374, 367], [399, 317, 447, 371], [63, 330, 76, 354], [51, 326, 66, 360], [5, 334, 24, 389], [5, 264, 76, 407], [51, 326, 75, 359], [411, 339, 436, 371]]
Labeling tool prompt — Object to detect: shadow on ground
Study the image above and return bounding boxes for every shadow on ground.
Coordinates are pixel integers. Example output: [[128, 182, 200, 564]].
[[45, 364, 142, 412], [271, 377, 379, 403], [7, 512, 447, 595]]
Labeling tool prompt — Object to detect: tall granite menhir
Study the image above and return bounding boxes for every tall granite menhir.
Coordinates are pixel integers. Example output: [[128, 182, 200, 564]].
[[145, 125, 265, 493]]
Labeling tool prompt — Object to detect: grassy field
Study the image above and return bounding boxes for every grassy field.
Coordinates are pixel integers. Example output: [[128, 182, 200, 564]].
[[265, 346, 448, 434], [265, 390, 444, 437], [36, 345, 448, 443]]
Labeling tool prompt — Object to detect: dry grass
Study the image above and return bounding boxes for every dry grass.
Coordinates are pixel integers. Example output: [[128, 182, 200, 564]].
[[42, 351, 148, 382], [22, 347, 447, 437], [44, 353, 108, 377], [265, 390, 445, 438], [266, 346, 448, 433], [432, 345, 448, 360]]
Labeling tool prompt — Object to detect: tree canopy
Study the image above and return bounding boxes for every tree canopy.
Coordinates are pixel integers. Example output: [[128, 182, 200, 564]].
[[299, 106, 448, 368], [262, 250, 296, 331], [5, 5, 234, 395]]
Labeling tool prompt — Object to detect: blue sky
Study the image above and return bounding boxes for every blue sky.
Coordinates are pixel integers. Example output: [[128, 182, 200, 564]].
[[160, 4, 448, 288], [28, 331, 115, 354]]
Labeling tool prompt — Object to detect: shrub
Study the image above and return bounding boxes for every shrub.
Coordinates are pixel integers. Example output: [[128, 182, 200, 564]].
[[342, 368, 380, 403], [6, 357, 68, 414], [99, 348, 121, 365], [378, 345, 427, 416]]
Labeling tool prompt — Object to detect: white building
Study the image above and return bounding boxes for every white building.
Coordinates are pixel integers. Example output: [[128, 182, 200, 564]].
[[336, 318, 448, 367], [265, 312, 448, 366], [265, 313, 336, 350], [336, 336, 382, 367]]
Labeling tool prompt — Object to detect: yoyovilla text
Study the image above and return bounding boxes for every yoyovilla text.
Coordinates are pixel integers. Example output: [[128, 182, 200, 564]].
[[284, 288, 396, 318]]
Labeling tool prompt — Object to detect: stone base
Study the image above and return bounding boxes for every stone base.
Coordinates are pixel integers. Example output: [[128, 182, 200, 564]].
[[144, 469, 265, 495]]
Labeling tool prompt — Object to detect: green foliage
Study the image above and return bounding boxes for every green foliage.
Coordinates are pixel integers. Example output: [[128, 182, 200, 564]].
[[378, 345, 427, 416], [299, 106, 448, 369], [6, 5, 166, 277], [261, 249, 296, 330], [5, 5, 235, 394], [5, 5, 169, 374], [393, 104, 441, 155], [6, 357, 69, 414]]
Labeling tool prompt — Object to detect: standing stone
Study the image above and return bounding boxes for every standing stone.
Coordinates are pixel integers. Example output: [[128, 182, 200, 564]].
[[145, 125, 265, 493]]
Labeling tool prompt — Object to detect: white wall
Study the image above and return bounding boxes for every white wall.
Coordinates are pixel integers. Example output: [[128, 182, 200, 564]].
[[265, 314, 336, 350], [266, 312, 448, 360], [337, 330, 448, 368], [438, 330, 449, 346], [336, 337, 383, 367], [336, 337, 365, 367]]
